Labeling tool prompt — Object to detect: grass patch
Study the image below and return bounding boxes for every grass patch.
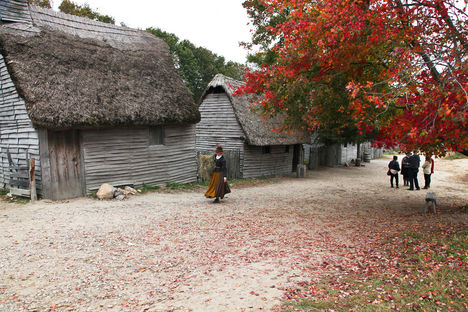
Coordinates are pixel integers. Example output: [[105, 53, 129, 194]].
[[163, 176, 277, 191], [0, 189, 30, 204], [85, 175, 284, 197], [165, 181, 208, 191], [229, 175, 278, 187], [399, 231, 422, 239], [87, 192, 98, 199], [140, 184, 161, 193], [282, 230, 467, 312], [283, 269, 466, 311]]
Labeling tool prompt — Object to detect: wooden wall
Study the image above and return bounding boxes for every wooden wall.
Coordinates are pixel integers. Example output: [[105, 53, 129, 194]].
[[197, 92, 296, 178], [340, 144, 358, 164], [0, 0, 32, 24], [242, 144, 294, 178], [306, 143, 326, 169], [306, 142, 384, 169], [0, 53, 41, 192], [81, 125, 197, 192], [196, 92, 245, 168]]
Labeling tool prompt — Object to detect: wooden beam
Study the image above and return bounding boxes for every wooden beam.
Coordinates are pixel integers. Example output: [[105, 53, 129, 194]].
[[29, 158, 37, 202], [38, 128, 52, 199], [10, 187, 31, 197]]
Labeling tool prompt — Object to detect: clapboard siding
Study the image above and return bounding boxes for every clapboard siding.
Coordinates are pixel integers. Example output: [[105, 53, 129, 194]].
[[0, 0, 32, 24], [196, 93, 245, 148], [304, 142, 384, 168], [340, 144, 358, 164], [196, 92, 245, 167], [242, 145, 294, 178], [0, 53, 41, 192], [82, 125, 197, 192], [196, 91, 300, 178]]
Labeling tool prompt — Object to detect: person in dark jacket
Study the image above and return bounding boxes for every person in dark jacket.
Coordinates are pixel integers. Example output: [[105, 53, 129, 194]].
[[205, 145, 231, 203], [388, 155, 401, 188], [408, 150, 421, 190], [401, 152, 411, 186]]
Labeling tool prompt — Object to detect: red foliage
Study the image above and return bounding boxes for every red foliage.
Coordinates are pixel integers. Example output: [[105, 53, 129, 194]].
[[238, 0, 467, 155]]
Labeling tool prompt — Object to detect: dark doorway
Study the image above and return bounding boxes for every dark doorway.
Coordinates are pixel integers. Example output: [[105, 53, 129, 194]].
[[292, 144, 301, 172]]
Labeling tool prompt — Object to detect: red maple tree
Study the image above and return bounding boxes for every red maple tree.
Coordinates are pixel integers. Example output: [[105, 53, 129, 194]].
[[237, 0, 467, 155]]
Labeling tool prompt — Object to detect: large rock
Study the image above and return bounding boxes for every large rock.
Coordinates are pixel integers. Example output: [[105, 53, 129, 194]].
[[96, 183, 115, 200], [124, 186, 137, 195]]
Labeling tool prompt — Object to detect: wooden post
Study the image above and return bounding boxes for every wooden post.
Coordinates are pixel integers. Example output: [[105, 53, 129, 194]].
[[355, 143, 361, 166], [296, 145, 307, 178], [29, 158, 37, 202]]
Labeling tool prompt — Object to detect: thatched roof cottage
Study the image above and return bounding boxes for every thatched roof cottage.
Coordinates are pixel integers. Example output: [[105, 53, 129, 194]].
[[0, 0, 200, 200], [196, 74, 308, 178]]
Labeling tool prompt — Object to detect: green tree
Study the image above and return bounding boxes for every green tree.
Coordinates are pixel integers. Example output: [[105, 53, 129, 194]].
[[28, 0, 52, 8], [58, 0, 115, 24], [241, 0, 288, 66], [147, 27, 245, 102]]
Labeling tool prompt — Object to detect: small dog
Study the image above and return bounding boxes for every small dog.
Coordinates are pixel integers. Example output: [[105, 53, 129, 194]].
[[424, 192, 437, 213]]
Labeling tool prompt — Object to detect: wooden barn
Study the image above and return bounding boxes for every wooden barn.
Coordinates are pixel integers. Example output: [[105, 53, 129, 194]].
[[196, 74, 308, 178], [0, 0, 200, 200]]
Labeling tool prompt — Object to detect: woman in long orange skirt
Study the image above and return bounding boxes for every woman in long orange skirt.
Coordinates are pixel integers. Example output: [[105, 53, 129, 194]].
[[205, 145, 230, 203]]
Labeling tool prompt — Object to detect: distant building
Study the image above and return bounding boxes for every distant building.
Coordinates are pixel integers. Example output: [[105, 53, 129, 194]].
[[196, 74, 308, 178], [305, 142, 384, 169]]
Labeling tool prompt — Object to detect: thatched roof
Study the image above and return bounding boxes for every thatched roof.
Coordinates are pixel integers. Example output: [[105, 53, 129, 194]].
[[0, 2, 199, 129], [201, 74, 308, 146]]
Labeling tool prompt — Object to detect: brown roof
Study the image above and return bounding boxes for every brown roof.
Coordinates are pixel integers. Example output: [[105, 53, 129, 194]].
[[201, 74, 308, 146], [0, 2, 199, 129]]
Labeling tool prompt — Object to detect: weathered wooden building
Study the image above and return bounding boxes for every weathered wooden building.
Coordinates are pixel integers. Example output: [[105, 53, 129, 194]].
[[305, 142, 384, 169], [196, 74, 308, 178], [0, 0, 200, 200]]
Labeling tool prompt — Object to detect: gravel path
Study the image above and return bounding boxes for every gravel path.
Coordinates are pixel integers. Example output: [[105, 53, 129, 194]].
[[1, 156, 467, 312]]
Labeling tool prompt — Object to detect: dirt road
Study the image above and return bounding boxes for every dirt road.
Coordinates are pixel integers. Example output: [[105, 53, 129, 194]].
[[1, 156, 467, 312]]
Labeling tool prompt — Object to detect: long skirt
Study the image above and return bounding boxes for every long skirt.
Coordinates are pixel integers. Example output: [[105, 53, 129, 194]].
[[205, 171, 231, 199]]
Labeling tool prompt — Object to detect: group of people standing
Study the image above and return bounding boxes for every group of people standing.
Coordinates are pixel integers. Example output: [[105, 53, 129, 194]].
[[206, 146, 436, 203], [388, 151, 434, 190]]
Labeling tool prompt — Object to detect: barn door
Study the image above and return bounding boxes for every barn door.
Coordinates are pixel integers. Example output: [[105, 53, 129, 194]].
[[46, 130, 83, 200]]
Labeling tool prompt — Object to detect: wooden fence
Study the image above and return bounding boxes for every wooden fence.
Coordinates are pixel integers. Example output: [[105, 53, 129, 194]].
[[7, 151, 29, 190], [6, 151, 37, 200], [197, 149, 241, 181]]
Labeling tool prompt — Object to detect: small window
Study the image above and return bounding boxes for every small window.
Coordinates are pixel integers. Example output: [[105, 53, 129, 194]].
[[149, 126, 164, 145], [285, 146, 290, 153], [344, 143, 348, 148], [262, 146, 271, 154]]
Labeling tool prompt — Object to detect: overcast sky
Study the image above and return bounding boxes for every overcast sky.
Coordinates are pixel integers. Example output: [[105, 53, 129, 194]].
[[51, 0, 252, 64]]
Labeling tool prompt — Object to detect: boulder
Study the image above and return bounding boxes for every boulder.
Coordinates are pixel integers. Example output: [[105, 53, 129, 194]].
[[124, 186, 137, 195], [96, 183, 115, 200], [114, 190, 124, 197], [115, 194, 126, 201]]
